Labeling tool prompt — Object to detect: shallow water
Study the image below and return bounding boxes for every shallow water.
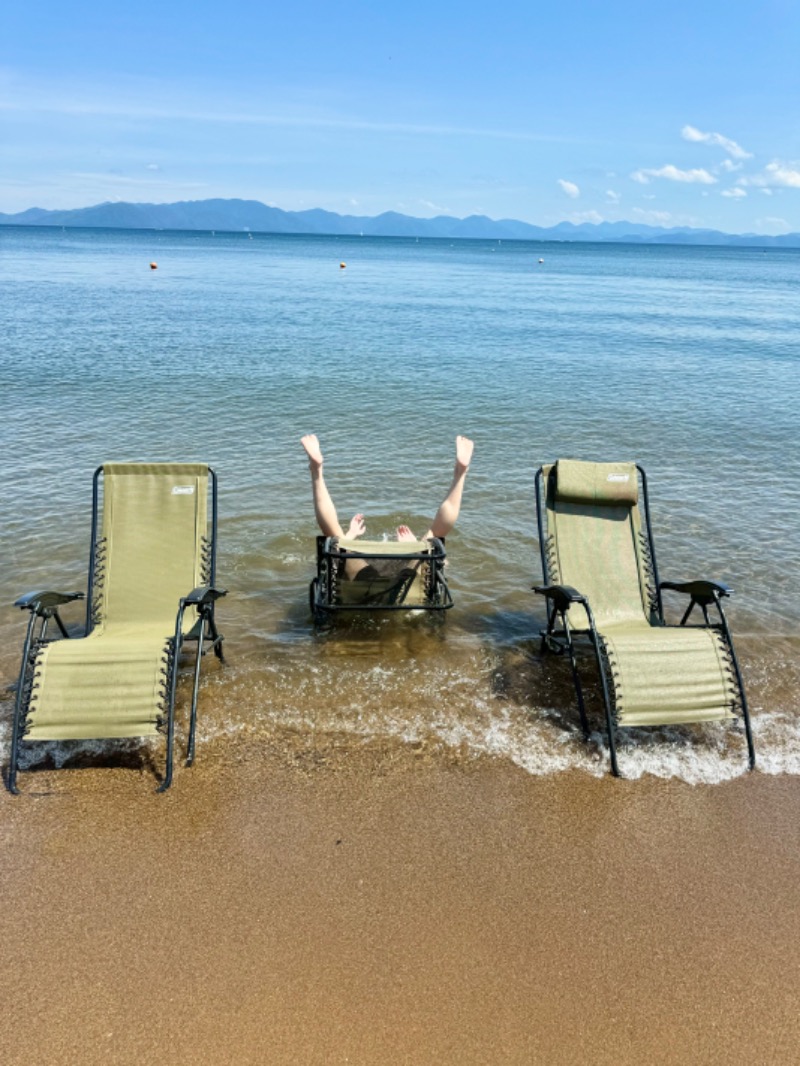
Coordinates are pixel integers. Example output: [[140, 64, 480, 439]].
[[1, 226, 798, 781]]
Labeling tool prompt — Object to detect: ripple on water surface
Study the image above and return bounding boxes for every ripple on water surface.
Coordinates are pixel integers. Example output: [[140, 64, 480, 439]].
[[1, 230, 798, 782]]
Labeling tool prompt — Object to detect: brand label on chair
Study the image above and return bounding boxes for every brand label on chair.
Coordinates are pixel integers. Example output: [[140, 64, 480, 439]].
[[606, 473, 630, 483], [172, 485, 195, 495]]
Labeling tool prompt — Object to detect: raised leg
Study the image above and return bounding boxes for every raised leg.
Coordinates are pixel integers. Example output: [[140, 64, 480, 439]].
[[302, 435, 369, 581], [424, 436, 474, 540], [301, 434, 345, 538]]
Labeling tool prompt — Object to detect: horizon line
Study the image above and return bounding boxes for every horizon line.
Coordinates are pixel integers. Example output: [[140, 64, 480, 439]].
[[2, 196, 799, 240]]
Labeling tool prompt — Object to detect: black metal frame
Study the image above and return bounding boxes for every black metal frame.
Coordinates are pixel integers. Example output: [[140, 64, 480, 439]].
[[533, 464, 755, 777], [7, 466, 226, 794], [309, 535, 453, 625]]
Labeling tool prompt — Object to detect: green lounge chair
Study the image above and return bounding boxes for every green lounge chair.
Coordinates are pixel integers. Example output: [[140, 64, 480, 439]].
[[310, 535, 453, 624], [534, 459, 754, 776], [8, 463, 226, 793]]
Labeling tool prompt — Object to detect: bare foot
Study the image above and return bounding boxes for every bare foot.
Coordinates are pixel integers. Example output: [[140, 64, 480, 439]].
[[301, 434, 324, 469], [455, 435, 474, 473], [345, 513, 366, 539], [396, 525, 416, 542]]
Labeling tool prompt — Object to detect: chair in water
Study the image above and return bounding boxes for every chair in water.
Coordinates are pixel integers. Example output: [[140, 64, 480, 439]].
[[8, 463, 226, 794], [533, 459, 754, 776], [309, 535, 453, 624]]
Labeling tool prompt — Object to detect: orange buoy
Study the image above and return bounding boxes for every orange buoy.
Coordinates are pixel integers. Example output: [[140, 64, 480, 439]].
[[340, 262, 346, 269], [150, 262, 158, 270]]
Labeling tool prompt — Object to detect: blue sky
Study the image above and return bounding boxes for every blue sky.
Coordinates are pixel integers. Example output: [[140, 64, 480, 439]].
[[2, 1, 800, 232]]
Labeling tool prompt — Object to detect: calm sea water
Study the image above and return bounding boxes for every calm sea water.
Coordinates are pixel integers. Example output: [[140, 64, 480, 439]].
[[1, 225, 798, 781]]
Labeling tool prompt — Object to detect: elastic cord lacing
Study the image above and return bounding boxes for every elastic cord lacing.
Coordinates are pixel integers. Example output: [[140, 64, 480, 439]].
[[637, 531, 660, 619], [597, 636, 622, 726], [18, 639, 50, 738], [90, 536, 108, 627], [156, 637, 176, 733]]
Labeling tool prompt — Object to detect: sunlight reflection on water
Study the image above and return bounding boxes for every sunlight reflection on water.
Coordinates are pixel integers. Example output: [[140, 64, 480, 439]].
[[1, 229, 798, 780]]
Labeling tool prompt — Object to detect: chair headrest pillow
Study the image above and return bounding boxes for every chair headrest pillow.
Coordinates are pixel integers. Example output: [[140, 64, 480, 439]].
[[554, 459, 639, 506]]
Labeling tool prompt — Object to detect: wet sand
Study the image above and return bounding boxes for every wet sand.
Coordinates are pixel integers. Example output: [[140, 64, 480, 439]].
[[2, 746, 799, 1065]]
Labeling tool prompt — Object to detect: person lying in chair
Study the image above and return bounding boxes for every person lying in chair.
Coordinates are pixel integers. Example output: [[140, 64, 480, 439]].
[[301, 433, 474, 586]]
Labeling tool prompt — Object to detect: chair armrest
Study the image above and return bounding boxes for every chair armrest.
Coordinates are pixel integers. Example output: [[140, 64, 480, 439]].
[[533, 584, 587, 611], [182, 585, 228, 607], [15, 590, 85, 615], [660, 580, 731, 603]]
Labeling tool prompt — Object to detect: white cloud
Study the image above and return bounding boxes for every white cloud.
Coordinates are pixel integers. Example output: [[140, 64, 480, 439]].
[[146, 163, 160, 170], [419, 199, 451, 213], [762, 161, 800, 187], [0, 88, 580, 146], [757, 216, 790, 233], [719, 158, 742, 173], [632, 207, 673, 225], [558, 178, 580, 198], [631, 165, 717, 185], [681, 124, 752, 160], [570, 209, 602, 223], [721, 187, 747, 198], [69, 170, 205, 189], [605, 189, 620, 203], [760, 188, 774, 196], [739, 160, 800, 189]]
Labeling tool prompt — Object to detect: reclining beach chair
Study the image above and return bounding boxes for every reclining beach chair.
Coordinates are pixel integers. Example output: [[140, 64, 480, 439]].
[[534, 459, 754, 776], [309, 536, 453, 624], [8, 463, 226, 794]]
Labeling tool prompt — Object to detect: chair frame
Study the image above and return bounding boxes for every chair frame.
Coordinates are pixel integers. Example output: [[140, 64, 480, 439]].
[[7, 465, 226, 794], [533, 464, 755, 776], [309, 535, 453, 625]]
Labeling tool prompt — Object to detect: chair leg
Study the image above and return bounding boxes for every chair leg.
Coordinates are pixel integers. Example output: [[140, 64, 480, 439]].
[[7, 611, 40, 795], [590, 633, 620, 777], [207, 615, 225, 662], [605, 706, 620, 778], [727, 643, 755, 771], [714, 600, 755, 771], [540, 605, 557, 654], [7, 730, 21, 795], [158, 709, 175, 793], [563, 615, 590, 740], [679, 601, 695, 626], [186, 617, 206, 767], [157, 625, 183, 793], [7, 752, 20, 796], [742, 702, 756, 771]]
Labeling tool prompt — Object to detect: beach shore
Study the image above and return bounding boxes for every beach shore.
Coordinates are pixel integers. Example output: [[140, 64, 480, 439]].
[[2, 745, 799, 1065]]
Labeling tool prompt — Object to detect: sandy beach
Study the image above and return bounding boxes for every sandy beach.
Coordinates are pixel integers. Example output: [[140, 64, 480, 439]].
[[3, 231, 800, 1065], [2, 744, 799, 1065]]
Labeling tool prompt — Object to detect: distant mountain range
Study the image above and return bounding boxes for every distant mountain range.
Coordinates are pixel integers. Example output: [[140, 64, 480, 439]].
[[2, 197, 799, 246]]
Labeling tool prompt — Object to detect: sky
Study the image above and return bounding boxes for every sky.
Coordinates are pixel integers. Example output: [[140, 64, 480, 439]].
[[2, 1, 800, 233]]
